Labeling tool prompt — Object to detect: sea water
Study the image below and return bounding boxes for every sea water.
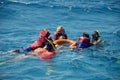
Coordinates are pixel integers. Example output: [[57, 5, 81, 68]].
[[0, 0, 120, 80]]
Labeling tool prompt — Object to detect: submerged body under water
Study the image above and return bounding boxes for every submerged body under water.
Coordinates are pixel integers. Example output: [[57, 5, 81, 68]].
[[0, 0, 120, 80]]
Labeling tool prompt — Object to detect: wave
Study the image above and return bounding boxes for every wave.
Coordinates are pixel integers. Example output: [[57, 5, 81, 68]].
[[114, 29, 120, 38], [5, 0, 120, 12]]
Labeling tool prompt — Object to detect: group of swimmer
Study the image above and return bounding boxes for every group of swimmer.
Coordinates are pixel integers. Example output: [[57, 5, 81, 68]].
[[10, 26, 103, 55]]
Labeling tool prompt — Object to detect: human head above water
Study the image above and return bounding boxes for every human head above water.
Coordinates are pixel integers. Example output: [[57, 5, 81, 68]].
[[82, 32, 90, 38], [40, 29, 50, 38], [92, 30, 100, 41], [56, 26, 65, 32], [92, 30, 100, 38]]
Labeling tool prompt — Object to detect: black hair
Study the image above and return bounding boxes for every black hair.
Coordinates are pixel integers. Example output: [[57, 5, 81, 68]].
[[92, 31, 100, 41], [83, 32, 90, 38], [45, 42, 55, 51]]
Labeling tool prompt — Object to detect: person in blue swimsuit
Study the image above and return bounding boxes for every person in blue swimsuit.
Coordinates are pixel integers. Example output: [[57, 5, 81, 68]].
[[70, 32, 93, 49]]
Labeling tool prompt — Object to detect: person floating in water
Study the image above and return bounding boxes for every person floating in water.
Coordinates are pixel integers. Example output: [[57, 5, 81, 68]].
[[92, 30, 103, 45], [10, 29, 55, 53], [54, 26, 67, 40], [70, 32, 93, 49]]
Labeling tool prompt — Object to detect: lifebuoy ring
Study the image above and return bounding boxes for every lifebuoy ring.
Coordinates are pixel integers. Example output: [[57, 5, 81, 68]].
[[53, 39, 76, 44], [31, 39, 76, 60]]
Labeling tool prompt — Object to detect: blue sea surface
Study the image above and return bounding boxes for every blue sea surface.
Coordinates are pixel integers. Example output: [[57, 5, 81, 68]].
[[0, 0, 120, 80]]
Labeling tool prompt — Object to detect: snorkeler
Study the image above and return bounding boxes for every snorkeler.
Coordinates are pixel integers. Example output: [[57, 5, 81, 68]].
[[54, 26, 68, 40], [92, 30, 103, 45], [70, 32, 93, 49]]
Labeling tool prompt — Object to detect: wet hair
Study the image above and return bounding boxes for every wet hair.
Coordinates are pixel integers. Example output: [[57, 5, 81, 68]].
[[46, 32, 50, 38], [83, 32, 90, 38], [92, 31, 100, 41], [57, 26, 64, 32], [45, 42, 55, 51]]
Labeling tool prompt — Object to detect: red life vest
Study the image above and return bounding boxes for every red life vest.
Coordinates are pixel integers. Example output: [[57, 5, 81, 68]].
[[31, 30, 49, 50], [40, 30, 49, 37], [78, 37, 90, 43], [54, 32, 67, 40], [31, 41, 41, 49], [77, 37, 93, 48]]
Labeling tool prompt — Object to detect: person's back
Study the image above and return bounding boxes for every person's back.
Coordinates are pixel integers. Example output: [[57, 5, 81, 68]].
[[77, 32, 93, 48], [54, 26, 67, 40], [70, 32, 93, 49]]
